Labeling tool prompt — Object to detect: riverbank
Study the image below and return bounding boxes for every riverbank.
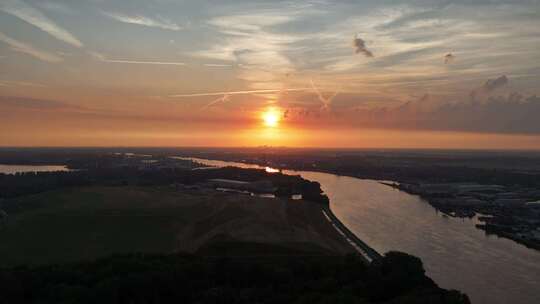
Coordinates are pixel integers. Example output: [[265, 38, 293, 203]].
[[179, 155, 540, 304], [182, 157, 382, 261], [383, 181, 540, 251], [4, 149, 538, 303], [180, 153, 540, 252], [0, 183, 471, 304], [322, 205, 382, 262]]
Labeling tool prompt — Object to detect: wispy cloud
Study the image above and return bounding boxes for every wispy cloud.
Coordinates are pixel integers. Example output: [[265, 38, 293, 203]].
[[0, 80, 47, 87], [191, 8, 316, 90], [102, 12, 183, 31], [0, 32, 62, 62], [0, 0, 83, 47], [0, 96, 78, 110], [89, 51, 185, 66], [36, 1, 75, 15], [203, 63, 233, 67]]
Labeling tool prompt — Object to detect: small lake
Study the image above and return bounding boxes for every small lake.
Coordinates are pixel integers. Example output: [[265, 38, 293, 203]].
[[0, 164, 70, 174], [185, 157, 540, 304]]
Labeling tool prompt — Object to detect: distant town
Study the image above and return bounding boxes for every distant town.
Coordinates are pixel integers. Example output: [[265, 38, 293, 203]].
[[387, 182, 540, 249]]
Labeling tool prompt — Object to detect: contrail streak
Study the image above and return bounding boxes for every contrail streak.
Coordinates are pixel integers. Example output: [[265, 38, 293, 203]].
[[203, 63, 232, 67], [89, 51, 186, 66], [310, 79, 340, 110], [102, 59, 186, 66], [169, 88, 310, 98], [202, 94, 230, 109]]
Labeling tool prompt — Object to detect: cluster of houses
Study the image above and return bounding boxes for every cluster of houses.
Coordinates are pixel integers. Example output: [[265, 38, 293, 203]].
[[399, 182, 540, 209], [396, 182, 540, 246], [174, 178, 304, 201]]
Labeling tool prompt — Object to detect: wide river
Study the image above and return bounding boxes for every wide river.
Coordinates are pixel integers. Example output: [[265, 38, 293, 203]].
[[188, 157, 540, 304]]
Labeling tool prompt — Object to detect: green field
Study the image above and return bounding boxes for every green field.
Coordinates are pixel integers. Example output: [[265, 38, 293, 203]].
[[0, 186, 353, 266], [0, 187, 199, 265]]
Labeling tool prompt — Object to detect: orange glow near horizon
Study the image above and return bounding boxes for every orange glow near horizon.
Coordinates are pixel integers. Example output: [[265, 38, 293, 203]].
[[262, 107, 281, 128]]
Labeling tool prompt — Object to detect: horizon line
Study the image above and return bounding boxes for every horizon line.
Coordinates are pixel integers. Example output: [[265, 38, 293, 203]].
[[1, 146, 540, 152]]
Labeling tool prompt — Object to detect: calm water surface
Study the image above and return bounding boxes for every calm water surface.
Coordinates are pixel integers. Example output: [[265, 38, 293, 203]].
[[188, 157, 540, 304], [0, 164, 69, 174]]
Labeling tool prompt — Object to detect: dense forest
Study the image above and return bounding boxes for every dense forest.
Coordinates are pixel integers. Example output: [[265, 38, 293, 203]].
[[0, 251, 469, 304]]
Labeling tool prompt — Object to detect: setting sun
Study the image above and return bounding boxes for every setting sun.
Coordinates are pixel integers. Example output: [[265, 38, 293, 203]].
[[262, 108, 281, 127]]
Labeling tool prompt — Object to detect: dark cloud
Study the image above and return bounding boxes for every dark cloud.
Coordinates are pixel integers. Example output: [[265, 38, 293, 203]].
[[444, 53, 455, 64], [483, 75, 508, 92], [470, 75, 509, 101], [423, 94, 540, 134], [353, 35, 374, 57], [334, 93, 540, 135]]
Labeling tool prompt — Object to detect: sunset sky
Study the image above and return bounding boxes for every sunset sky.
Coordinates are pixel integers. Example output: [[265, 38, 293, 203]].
[[1, 0, 539, 148]]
